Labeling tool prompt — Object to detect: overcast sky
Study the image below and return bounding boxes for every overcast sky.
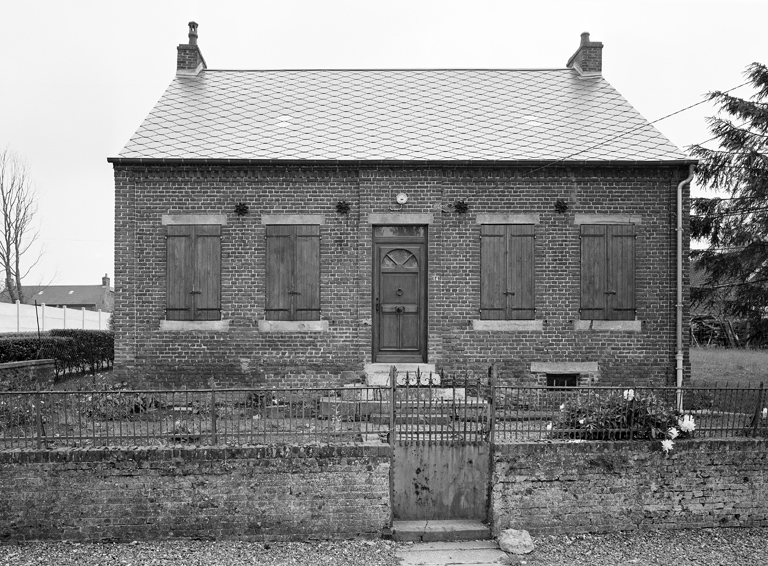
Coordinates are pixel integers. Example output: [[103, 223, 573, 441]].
[[1, 0, 765, 286]]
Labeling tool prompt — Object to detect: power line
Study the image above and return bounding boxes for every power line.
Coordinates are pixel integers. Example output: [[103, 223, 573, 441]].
[[523, 80, 753, 177]]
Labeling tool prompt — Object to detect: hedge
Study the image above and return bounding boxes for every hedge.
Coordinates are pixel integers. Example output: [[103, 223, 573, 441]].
[[0, 330, 114, 376]]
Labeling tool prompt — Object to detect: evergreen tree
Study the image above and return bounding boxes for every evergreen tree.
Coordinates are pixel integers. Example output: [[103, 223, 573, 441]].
[[689, 62, 768, 343]]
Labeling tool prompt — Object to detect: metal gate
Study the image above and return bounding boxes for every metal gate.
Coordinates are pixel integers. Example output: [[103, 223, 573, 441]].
[[389, 367, 494, 521]]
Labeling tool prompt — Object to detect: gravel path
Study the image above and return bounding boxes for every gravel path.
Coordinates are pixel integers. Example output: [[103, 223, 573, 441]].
[[1, 528, 765, 565]]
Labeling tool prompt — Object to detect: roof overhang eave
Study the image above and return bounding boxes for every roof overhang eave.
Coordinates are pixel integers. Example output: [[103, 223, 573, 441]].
[[107, 157, 699, 167]]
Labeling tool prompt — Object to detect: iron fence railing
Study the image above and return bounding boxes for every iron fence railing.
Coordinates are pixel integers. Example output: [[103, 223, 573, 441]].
[[0, 380, 766, 449]]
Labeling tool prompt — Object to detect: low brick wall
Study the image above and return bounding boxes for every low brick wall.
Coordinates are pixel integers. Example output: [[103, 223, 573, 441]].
[[492, 439, 768, 535], [0, 445, 391, 542], [0, 359, 55, 391]]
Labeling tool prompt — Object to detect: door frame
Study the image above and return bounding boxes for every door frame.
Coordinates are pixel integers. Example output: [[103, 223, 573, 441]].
[[372, 225, 428, 363]]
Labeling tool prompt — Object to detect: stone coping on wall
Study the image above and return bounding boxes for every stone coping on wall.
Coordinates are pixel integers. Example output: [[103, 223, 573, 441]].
[[0, 444, 391, 463], [0, 359, 55, 370]]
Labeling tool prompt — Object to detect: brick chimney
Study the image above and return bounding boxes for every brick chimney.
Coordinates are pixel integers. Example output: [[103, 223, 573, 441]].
[[566, 32, 603, 76], [177, 21, 207, 76], [102, 274, 110, 287]]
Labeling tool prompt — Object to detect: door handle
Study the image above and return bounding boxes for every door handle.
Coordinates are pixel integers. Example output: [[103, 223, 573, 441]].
[[395, 306, 404, 314], [190, 290, 201, 295], [605, 290, 617, 295]]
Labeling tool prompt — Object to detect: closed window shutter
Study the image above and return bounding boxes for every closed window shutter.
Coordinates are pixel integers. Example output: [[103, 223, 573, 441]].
[[167, 225, 194, 321], [194, 225, 222, 321], [266, 225, 321, 321], [265, 225, 293, 321], [581, 224, 635, 320], [481, 224, 535, 320], [580, 224, 607, 319], [607, 224, 635, 320], [166, 225, 221, 321], [480, 225, 507, 320], [294, 225, 321, 321], [508, 224, 535, 320]]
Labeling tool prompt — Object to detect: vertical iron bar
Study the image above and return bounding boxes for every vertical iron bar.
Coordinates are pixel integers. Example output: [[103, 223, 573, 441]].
[[752, 382, 764, 438], [389, 366, 396, 446], [35, 391, 43, 449], [489, 364, 496, 446]]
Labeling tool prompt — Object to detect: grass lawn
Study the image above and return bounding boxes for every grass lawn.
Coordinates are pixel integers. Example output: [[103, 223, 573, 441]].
[[691, 347, 768, 386]]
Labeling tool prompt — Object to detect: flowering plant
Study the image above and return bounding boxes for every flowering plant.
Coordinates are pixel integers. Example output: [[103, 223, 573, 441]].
[[550, 390, 696, 445]]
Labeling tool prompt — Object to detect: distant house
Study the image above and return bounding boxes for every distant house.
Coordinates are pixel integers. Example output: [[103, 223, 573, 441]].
[[2, 274, 114, 313]]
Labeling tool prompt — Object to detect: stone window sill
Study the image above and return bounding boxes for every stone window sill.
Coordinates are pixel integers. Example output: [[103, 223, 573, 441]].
[[574, 320, 642, 332], [160, 320, 230, 331], [471, 320, 543, 331], [258, 320, 329, 332]]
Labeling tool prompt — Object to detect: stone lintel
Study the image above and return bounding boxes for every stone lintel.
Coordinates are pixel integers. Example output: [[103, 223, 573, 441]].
[[475, 213, 540, 225], [368, 213, 434, 225], [261, 214, 325, 225], [162, 214, 227, 225], [574, 214, 642, 225]]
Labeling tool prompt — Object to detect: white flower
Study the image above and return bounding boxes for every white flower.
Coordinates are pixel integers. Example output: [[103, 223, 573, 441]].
[[667, 427, 679, 440], [661, 439, 674, 453], [623, 389, 635, 401], [546, 422, 553, 431], [560, 403, 566, 411], [578, 418, 586, 425], [762, 408, 767, 419], [678, 415, 696, 433]]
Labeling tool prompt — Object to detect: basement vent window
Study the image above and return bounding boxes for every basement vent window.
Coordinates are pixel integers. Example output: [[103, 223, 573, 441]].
[[546, 373, 579, 389]]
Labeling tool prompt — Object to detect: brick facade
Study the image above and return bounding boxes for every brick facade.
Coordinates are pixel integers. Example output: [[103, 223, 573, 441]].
[[113, 163, 691, 388], [492, 439, 768, 534], [0, 445, 390, 542]]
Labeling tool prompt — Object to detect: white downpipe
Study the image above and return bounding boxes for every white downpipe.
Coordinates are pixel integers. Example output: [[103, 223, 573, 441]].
[[677, 165, 695, 411]]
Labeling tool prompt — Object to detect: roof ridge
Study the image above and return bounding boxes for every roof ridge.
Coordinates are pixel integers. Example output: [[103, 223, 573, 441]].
[[197, 67, 575, 73]]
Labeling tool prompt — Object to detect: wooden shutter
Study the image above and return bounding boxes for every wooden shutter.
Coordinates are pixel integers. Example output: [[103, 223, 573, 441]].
[[266, 225, 321, 321], [295, 225, 321, 321], [166, 225, 221, 321], [481, 224, 535, 320], [508, 224, 535, 320], [167, 225, 194, 321], [581, 224, 635, 320], [194, 225, 221, 321], [580, 224, 607, 319], [607, 224, 635, 320], [266, 225, 293, 321]]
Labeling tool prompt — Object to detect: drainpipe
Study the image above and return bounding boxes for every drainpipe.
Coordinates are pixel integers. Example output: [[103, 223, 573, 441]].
[[677, 164, 695, 411]]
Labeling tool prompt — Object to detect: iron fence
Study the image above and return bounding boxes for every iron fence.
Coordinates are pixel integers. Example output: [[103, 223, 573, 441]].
[[0, 380, 766, 449]]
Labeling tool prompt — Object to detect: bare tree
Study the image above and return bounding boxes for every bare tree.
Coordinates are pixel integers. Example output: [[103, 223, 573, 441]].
[[0, 148, 41, 303]]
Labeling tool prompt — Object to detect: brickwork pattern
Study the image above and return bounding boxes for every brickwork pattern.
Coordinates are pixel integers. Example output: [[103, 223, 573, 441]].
[[0, 445, 390, 542], [492, 439, 768, 535], [113, 163, 690, 388], [0, 360, 55, 391]]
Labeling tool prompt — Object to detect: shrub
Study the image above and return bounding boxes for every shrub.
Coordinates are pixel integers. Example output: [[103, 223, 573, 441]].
[[550, 389, 688, 441], [48, 329, 114, 376]]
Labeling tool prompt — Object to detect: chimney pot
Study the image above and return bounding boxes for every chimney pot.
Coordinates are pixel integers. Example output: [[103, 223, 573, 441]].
[[177, 21, 207, 76], [102, 274, 110, 287], [567, 31, 603, 76]]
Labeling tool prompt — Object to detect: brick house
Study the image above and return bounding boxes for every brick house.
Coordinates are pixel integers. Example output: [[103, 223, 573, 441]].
[[109, 24, 694, 389]]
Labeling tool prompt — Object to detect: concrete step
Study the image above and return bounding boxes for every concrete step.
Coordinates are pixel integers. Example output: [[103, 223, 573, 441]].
[[392, 519, 492, 542], [396, 540, 506, 566], [365, 363, 437, 386]]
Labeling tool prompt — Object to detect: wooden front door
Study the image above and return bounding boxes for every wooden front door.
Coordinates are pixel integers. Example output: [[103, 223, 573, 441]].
[[373, 226, 427, 363]]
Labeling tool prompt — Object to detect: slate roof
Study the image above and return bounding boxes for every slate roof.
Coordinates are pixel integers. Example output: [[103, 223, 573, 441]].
[[115, 69, 689, 163], [7, 285, 113, 309]]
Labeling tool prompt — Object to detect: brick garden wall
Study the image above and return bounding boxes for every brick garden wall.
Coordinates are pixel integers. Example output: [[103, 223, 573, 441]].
[[0, 445, 390, 542], [492, 439, 768, 535], [113, 163, 690, 388], [0, 360, 55, 391]]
